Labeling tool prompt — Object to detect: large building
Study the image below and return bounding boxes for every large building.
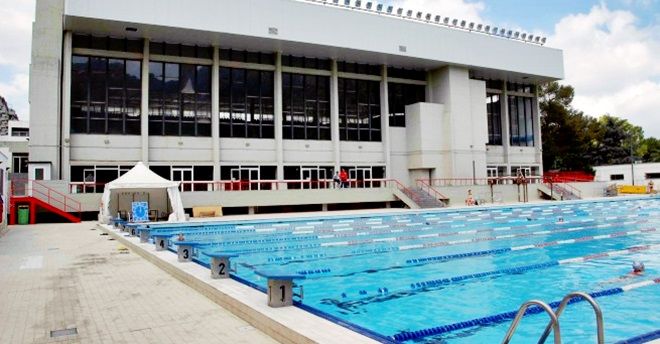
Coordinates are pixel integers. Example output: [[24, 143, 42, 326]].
[[28, 0, 564, 214]]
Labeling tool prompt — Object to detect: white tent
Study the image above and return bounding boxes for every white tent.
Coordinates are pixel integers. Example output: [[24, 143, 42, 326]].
[[99, 162, 186, 223]]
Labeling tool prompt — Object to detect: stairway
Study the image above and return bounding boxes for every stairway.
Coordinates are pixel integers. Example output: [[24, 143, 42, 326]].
[[538, 183, 581, 201], [406, 187, 448, 208], [9, 179, 81, 224]]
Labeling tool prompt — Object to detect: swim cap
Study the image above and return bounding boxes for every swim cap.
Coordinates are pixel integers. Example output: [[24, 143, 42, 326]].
[[632, 261, 645, 271]]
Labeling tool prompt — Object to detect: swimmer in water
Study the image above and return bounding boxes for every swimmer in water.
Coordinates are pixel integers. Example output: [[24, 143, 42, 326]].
[[177, 233, 185, 241], [600, 261, 645, 285]]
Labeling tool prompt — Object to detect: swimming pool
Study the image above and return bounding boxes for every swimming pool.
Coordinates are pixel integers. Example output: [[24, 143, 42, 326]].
[[151, 197, 659, 343]]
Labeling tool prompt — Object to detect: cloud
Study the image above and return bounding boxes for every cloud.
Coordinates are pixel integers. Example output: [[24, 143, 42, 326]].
[[550, 4, 660, 137], [0, 0, 35, 120], [0, 72, 29, 119], [391, 0, 486, 23]]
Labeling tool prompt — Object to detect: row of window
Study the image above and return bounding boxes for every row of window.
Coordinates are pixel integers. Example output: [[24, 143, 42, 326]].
[[486, 93, 536, 147], [71, 165, 385, 192], [71, 56, 537, 145], [509, 95, 535, 147]]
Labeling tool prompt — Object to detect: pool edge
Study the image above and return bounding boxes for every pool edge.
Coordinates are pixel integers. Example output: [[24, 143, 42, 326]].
[[98, 223, 381, 344]]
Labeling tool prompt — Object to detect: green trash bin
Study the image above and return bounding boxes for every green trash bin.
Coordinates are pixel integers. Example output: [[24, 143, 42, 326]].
[[17, 205, 29, 225]]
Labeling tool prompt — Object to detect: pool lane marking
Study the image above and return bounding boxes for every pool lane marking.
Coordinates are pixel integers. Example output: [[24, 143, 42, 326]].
[[185, 214, 645, 249], [406, 244, 660, 290], [391, 277, 660, 342]]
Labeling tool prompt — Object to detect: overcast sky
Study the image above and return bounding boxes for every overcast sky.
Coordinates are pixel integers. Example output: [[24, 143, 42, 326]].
[[1, 0, 659, 137]]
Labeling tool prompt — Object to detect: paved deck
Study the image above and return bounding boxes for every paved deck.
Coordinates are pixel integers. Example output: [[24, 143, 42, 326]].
[[0, 222, 278, 344]]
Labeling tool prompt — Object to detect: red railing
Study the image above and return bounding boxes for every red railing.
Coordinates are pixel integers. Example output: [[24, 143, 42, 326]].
[[13, 179, 82, 215], [416, 179, 449, 200]]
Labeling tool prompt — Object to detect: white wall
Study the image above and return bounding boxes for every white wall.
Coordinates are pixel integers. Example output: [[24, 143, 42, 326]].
[[64, 0, 563, 80], [29, 0, 65, 178], [594, 163, 660, 185]]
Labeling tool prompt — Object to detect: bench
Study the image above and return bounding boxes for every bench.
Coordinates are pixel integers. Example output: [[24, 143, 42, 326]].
[[254, 270, 305, 307], [192, 206, 223, 218]]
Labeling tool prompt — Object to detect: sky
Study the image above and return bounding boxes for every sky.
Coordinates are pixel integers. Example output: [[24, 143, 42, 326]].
[[0, 0, 659, 136]]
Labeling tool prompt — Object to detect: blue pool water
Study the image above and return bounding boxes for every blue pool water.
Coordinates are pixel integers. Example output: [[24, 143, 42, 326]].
[[152, 197, 660, 343]]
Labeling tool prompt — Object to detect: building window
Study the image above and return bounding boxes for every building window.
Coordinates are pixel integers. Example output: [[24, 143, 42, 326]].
[[11, 128, 29, 137], [388, 83, 425, 127], [284, 166, 334, 189], [149, 165, 214, 191], [71, 56, 142, 135], [282, 55, 331, 70], [12, 153, 28, 174], [338, 78, 381, 142], [219, 67, 275, 139], [149, 62, 211, 136], [70, 165, 131, 193], [646, 173, 660, 179], [508, 95, 535, 147], [610, 174, 624, 181], [219, 49, 274, 65], [338, 61, 381, 75], [219, 165, 276, 190], [72, 34, 142, 53], [487, 93, 502, 145], [282, 73, 331, 140], [149, 42, 212, 59], [387, 67, 426, 81]]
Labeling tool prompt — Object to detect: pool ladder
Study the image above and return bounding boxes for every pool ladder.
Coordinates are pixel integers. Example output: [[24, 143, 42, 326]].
[[502, 291, 604, 344]]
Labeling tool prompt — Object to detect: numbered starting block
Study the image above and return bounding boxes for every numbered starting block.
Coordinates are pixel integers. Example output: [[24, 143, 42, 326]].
[[205, 252, 239, 279], [138, 226, 151, 243], [153, 235, 169, 251], [125, 223, 141, 237], [255, 270, 305, 308], [176, 242, 197, 262]]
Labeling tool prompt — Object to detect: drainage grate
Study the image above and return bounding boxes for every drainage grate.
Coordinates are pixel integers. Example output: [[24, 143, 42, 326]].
[[50, 327, 77, 338]]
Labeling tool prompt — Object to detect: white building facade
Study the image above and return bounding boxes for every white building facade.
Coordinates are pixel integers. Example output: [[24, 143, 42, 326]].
[[29, 0, 564, 200]]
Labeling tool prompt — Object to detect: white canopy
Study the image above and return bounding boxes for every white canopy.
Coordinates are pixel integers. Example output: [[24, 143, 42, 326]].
[[100, 162, 186, 222]]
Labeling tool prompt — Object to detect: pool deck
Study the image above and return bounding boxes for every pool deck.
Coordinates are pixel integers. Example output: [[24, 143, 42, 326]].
[[96, 223, 380, 344], [0, 222, 278, 344]]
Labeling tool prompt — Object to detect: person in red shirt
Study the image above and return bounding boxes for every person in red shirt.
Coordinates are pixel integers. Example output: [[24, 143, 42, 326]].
[[339, 169, 349, 188]]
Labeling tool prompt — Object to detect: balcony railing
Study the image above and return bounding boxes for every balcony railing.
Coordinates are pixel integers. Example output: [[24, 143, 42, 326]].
[[70, 178, 399, 194]]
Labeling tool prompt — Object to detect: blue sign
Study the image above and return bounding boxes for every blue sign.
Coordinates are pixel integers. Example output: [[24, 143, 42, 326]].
[[132, 202, 149, 222]]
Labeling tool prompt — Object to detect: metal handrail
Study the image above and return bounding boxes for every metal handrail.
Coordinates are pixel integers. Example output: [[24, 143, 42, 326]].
[[502, 300, 561, 344], [537, 292, 604, 344], [415, 179, 449, 200]]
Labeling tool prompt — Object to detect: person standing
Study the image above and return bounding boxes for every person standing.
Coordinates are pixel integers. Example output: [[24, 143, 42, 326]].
[[333, 171, 341, 189], [340, 169, 349, 188]]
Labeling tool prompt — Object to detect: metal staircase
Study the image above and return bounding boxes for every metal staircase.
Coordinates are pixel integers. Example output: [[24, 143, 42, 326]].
[[407, 187, 447, 208], [538, 181, 582, 201], [9, 179, 82, 224], [502, 292, 604, 344]]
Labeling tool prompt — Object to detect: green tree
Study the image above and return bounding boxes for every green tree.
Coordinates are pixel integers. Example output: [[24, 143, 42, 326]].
[[539, 82, 597, 171]]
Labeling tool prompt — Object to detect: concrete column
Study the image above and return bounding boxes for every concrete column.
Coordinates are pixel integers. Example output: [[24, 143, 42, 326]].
[[140, 39, 150, 164], [212, 46, 221, 180], [534, 85, 543, 175], [274, 52, 284, 180], [61, 31, 72, 181], [501, 82, 511, 174], [380, 65, 391, 179], [330, 59, 341, 173]]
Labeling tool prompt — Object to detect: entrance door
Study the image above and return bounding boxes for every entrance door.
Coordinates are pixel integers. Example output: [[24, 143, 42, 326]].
[[230, 167, 260, 190], [349, 168, 372, 188], [302, 167, 328, 189], [172, 167, 193, 192]]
